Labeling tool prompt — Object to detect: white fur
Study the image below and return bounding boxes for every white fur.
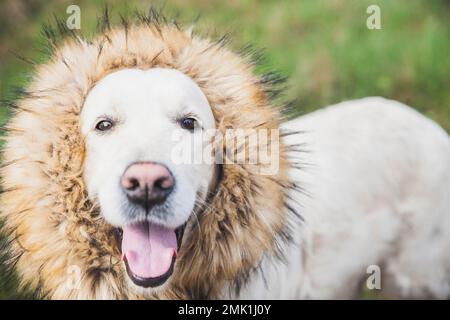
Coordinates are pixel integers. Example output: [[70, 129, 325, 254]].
[[233, 97, 450, 299], [81, 68, 216, 229], [82, 68, 450, 299]]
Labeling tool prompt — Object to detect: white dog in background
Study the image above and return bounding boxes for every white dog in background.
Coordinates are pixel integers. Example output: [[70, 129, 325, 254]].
[[81, 68, 450, 299]]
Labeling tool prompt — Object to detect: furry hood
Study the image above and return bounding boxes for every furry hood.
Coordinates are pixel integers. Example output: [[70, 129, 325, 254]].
[[0, 11, 298, 299]]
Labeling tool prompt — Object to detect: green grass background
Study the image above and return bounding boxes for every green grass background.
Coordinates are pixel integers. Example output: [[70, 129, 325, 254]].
[[0, 0, 449, 299]]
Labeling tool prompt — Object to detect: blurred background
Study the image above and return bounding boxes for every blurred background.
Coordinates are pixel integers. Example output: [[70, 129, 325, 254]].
[[0, 0, 449, 299]]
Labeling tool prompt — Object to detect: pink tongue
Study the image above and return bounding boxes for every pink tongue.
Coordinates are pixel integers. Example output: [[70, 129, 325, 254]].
[[122, 222, 177, 278]]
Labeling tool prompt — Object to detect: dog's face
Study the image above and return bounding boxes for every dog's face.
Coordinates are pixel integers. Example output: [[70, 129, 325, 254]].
[[81, 68, 216, 294]]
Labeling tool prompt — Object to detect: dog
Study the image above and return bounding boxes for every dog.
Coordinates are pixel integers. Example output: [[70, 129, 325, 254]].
[[1, 17, 449, 299]]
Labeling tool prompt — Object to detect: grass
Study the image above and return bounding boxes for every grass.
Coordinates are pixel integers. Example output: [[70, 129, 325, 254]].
[[0, 0, 449, 299]]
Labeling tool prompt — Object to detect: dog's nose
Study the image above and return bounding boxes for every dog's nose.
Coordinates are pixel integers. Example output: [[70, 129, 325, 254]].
[[121, 162, 174, 209]]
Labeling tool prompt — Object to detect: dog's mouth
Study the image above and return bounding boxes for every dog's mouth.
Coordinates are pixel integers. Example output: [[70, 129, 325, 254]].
[[114, 222, 185, 288]]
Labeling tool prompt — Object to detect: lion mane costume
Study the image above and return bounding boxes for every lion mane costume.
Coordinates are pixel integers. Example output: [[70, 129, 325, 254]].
[[0, 10, 300, 299]]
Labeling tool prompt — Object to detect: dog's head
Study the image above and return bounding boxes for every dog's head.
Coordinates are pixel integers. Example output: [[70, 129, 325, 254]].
[[0, 15, 295, 299], [81, 68, 218, 293]]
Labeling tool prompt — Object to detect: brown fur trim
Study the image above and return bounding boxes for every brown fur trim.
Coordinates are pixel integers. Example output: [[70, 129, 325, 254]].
[[0, 10, 296, 299]]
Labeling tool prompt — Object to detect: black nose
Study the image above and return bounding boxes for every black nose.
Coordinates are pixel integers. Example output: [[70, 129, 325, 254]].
[[121, 162, 174, 209]]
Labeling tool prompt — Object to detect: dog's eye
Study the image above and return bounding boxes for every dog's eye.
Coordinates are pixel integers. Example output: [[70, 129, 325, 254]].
[[179, 117, 196, 131], [95, 120, 114, 132]]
